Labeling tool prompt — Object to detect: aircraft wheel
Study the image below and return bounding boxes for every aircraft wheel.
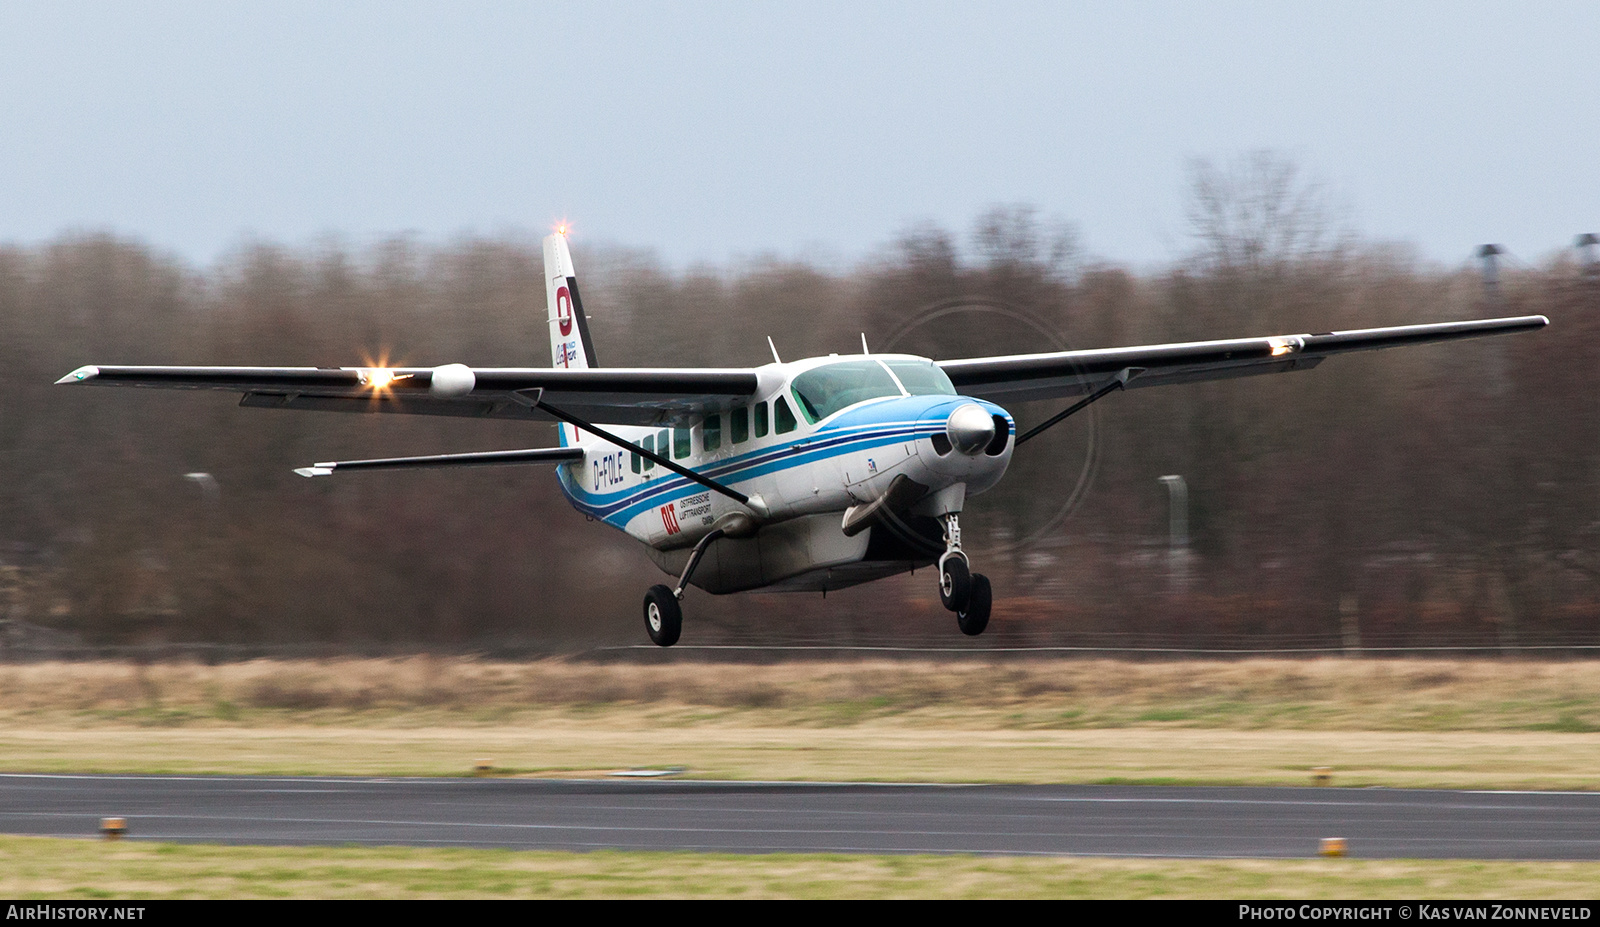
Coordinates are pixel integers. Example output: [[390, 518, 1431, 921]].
[[957, 573, 992, 636], [939, 557, 971, 612], [643, 585, 682, 647]]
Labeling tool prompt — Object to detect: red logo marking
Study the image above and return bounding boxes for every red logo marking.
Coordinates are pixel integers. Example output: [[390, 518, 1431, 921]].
[[660, 504, 681, 535], [556, 285, 573, 337]]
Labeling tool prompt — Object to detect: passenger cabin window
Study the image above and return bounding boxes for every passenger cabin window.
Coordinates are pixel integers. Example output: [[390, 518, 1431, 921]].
[[883, 359, 957, 397], [674, 427, 691, 459], [730, 406, 749, 444], [790, 359, 904, 424], [656, 429, 669, 466], [631, 450, 640, 473], [641, 433, 655, 471], [703, 413, 721, 453], [774, 396, 797, 434], [754, 402, 770, 438]]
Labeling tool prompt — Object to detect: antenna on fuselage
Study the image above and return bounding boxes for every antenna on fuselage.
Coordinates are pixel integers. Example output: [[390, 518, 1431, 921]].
[[767, 336, 782, 364], [860, 333, 870, 355]]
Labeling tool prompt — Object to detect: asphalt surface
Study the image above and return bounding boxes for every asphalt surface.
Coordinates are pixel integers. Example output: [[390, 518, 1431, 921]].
[[2, 774, 1598, 858]]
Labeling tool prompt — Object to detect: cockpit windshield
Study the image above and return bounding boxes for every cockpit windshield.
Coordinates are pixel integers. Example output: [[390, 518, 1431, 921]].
[[789, 358, 956, 424], [883, 359, 957, 397]]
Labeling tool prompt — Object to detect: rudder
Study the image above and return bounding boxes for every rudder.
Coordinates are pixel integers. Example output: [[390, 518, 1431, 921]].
[[544, 230, 599, 371]]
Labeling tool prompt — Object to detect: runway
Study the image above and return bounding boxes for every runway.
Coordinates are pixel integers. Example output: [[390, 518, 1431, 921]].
[[2, 774, 1598, 858]]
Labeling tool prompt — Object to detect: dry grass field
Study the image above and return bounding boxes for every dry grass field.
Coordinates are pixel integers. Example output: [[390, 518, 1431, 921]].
[[2, 656, 1598, 727], [2, 657, 1598, 898], [3, 836, 1599, 899], [0, 657, 1595, 787]]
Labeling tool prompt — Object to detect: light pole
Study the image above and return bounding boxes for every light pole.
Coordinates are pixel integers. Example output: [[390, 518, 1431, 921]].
[[182, 472, 223, 630], [1158, 475, 1189, 593], [184, 472, 220, 511], [1577, 233, 1598, 277]]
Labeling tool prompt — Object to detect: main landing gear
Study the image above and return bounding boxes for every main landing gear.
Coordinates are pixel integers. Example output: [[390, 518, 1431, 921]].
[[938, 513, 991, 636], [643, 585, 681, 647], [643, 526, 728, 647], [644, 513, 995, 646]]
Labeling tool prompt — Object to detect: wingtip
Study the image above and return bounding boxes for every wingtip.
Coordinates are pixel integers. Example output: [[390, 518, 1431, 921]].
[[56, 365, 98, 385], [293, 466, 335, 478]]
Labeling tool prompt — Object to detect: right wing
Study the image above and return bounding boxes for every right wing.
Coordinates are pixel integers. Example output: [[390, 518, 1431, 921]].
[[56, 364, 761, 427], [937, 316, 1549, 403]]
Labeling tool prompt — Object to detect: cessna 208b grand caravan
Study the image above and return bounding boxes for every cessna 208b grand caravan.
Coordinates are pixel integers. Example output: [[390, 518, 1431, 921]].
[[58, 230, 1547, 645]]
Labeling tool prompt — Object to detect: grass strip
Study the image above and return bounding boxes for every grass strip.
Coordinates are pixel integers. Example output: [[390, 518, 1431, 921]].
[[2, 835, 1598, 899], [1, 724, 1598, 790]]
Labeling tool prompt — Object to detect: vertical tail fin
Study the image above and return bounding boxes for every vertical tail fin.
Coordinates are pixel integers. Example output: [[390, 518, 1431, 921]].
[[544, 230, 599, 371], [544, 230, 599, 447]]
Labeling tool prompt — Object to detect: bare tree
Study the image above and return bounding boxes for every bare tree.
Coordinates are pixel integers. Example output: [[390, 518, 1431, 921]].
[[1185, 151, 1349, 276]]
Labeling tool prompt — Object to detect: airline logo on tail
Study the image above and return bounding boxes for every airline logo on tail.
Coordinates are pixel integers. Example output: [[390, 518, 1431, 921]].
[[556, 285, 573, 337]]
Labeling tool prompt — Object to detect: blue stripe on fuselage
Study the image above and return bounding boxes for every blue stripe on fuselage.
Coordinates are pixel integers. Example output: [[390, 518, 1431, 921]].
[[558, 421, 937, 525], [555, 395, 1002, 529]]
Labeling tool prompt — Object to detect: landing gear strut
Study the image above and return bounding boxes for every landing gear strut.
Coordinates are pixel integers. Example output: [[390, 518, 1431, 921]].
[[937, 513, 991, 635], [641, 526, 727, 647]]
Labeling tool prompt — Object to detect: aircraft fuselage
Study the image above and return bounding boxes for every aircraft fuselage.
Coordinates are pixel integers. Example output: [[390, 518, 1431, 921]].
[[554, 354, 1014, 593]]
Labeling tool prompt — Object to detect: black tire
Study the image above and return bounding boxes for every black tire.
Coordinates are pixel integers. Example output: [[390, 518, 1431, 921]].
[[643, 585, 682, 647], [957, 573, 991, 636], [939, 556, 971, 612]]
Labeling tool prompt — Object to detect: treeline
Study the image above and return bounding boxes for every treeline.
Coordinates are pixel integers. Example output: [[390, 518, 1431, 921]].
[[3, 186, 1598, 650]]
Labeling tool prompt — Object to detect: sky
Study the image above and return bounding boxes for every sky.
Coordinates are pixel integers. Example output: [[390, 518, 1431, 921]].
[[1, 1, 1595, 270]]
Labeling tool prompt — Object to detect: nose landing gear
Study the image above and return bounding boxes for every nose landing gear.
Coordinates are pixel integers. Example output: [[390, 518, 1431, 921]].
[[956, 574, 991, 636], [937, 513, 991, 635]]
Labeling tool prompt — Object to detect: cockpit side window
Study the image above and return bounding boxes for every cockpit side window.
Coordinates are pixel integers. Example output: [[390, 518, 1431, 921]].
[[774, 396, 797, 434], [789, 360, 904, 424]]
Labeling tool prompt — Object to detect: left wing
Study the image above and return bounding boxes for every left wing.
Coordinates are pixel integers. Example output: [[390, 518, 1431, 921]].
[[56, 364, 760, 427], [938, 316, 1549, 403]]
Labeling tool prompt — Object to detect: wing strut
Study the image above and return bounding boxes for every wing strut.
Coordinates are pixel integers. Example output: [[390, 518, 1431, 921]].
[[514, 389, 764, 514], [1015, 367, 1142, 448]]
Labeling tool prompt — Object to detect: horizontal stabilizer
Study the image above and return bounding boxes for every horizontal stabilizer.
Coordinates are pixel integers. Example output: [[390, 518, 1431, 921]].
[[294, 446, 583, 477]]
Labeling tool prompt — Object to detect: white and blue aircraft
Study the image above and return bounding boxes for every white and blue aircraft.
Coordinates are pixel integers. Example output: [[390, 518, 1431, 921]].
[[58, 230, 1548, 645]]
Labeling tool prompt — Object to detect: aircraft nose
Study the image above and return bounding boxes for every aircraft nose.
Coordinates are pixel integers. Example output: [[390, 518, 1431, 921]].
[[946, 403, 996, 456]]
